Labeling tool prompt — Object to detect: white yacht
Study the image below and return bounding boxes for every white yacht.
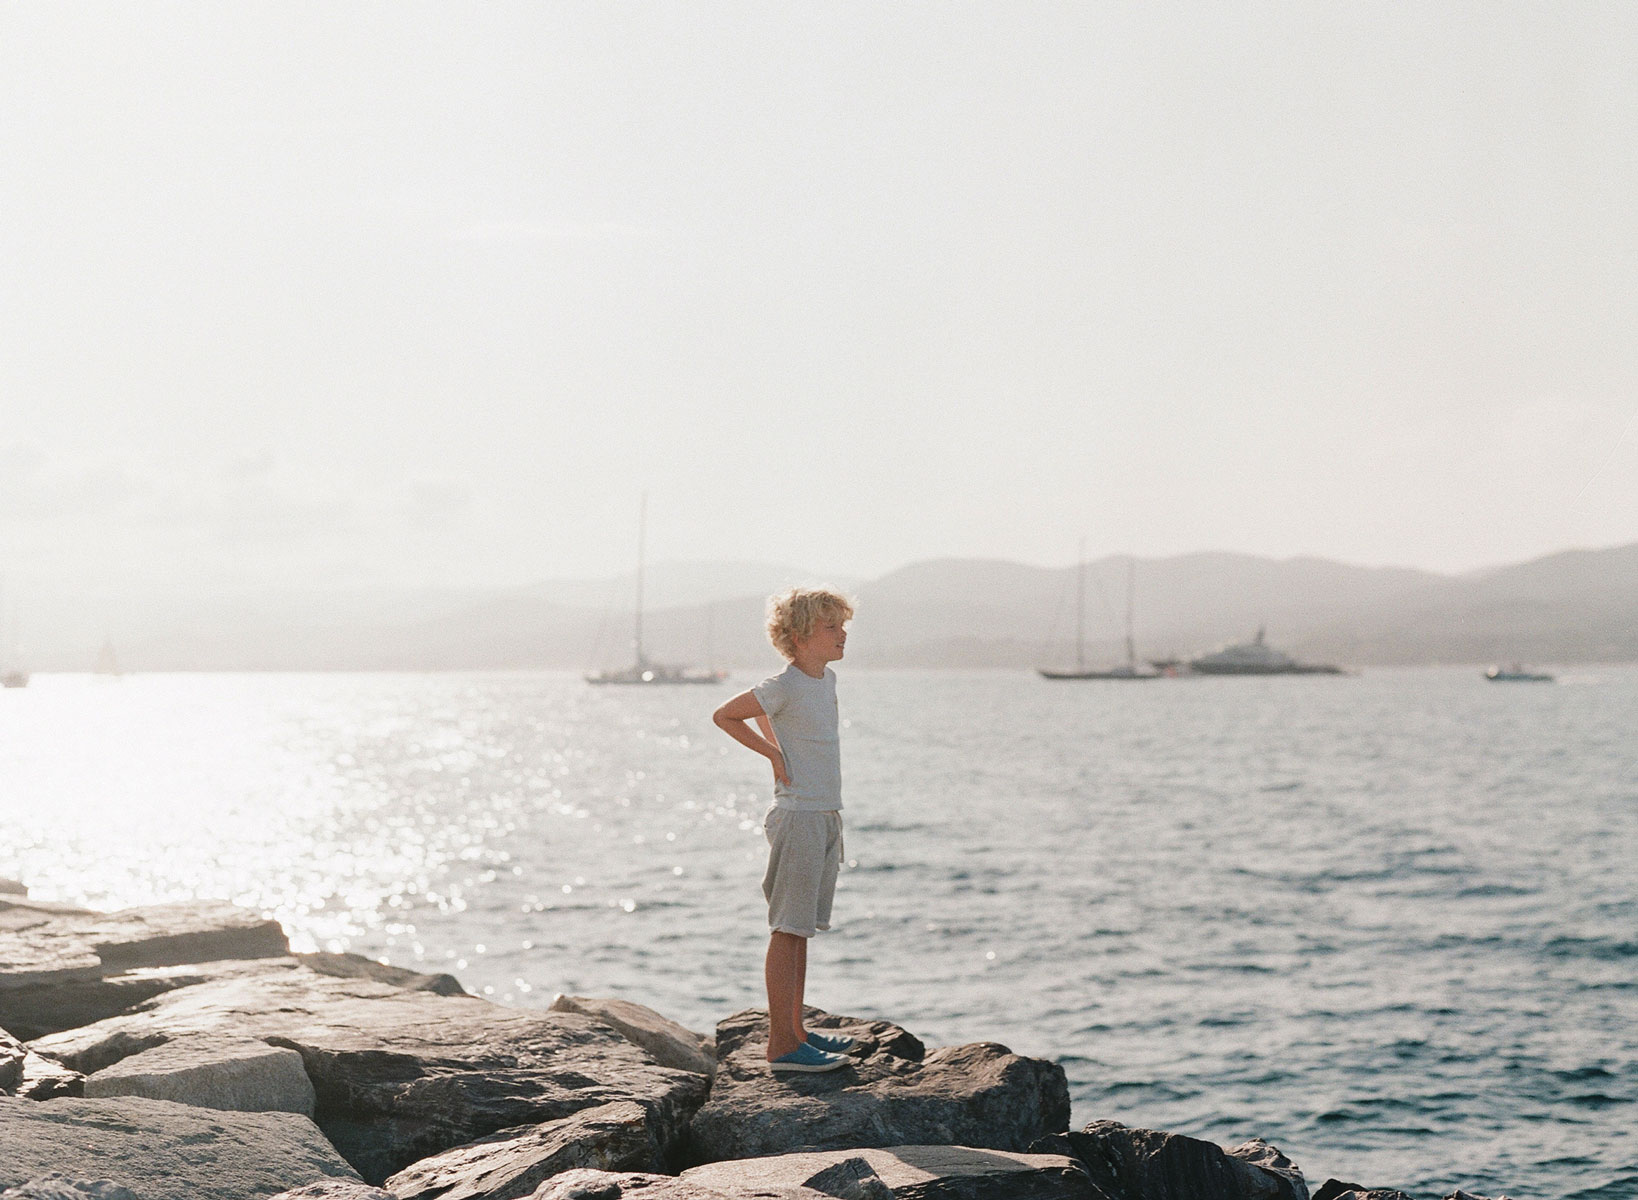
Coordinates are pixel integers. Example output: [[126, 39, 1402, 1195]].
[[1182, 628, 1343, 675]]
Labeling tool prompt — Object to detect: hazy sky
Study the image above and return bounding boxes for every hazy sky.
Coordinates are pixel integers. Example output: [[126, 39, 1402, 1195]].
[[3, 2, 1635, 599]]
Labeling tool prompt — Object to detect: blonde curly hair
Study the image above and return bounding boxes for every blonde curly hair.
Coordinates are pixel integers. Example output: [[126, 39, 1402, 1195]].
[[766, 587, 855, 661]]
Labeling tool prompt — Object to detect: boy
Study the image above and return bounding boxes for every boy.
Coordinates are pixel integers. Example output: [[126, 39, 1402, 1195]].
[[712, 587, 857, 1073]]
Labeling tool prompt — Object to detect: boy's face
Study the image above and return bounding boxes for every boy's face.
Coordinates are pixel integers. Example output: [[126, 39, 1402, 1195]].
[[796, 615, 848, 664]]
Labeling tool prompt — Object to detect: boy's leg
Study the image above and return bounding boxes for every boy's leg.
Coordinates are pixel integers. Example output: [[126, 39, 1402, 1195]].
[[765, 930, 807, 1060], [792, 934, 808, 1042]]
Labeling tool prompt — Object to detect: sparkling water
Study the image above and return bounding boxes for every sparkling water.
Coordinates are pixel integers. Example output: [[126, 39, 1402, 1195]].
[[2, 667, 1633, 1198]]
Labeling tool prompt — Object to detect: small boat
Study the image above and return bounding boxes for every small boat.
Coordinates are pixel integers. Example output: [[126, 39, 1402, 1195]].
[[96, 639, 122, 678], [1, 670, 26, 690], [586, 494, 729, 686], [1038, 550, 1158, 680], [1485, 664, 1554, 683], [1181, 627, 1342, 676]]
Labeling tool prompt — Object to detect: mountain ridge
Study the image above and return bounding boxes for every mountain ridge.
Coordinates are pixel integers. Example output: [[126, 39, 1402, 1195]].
[[17, 543, 1636, 671]]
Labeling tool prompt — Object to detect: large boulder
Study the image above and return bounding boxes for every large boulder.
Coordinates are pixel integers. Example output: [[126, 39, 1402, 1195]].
[[1310, 1186, 1415, 1200], [30, 965, 709, 1186], [1, 1026, 23, 1091], [524, 1169, 828, 1200], [1032, 1121, 1307, 1200], [0, 1094, 359, 1200], [550, 995, 715, 1077], [83, 1036, 316, 1115], [15, 1050, 85, 1099], [0, 899, 292, 1038], [386, 1100, 663, 1200], [0, 1177, 141, 1200], [685, 1145, 1096, 1200], [686, 1008, 1069, 1165]]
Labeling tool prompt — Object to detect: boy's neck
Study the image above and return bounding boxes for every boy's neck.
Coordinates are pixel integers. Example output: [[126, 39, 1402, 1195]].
[[790, 653, 829, 679]]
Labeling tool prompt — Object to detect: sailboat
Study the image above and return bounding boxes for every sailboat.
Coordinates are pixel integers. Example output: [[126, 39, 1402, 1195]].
[[1038, 550, 1158, 681], [585, 495, 729, 686]]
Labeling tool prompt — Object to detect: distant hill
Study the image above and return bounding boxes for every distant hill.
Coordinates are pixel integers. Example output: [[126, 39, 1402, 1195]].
[[18, 544, 1636, 670], [1289, 544, 1638, 665]]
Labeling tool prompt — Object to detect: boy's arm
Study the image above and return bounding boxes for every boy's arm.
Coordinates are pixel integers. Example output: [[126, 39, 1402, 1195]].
[[713, 690, 791, 785]]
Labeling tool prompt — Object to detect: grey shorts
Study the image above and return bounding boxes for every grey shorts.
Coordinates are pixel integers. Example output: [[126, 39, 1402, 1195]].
[[762, 806, 844, 938]]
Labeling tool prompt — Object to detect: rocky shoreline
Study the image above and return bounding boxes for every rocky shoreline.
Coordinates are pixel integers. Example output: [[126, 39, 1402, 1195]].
[[1, 886, 1513, 1200]]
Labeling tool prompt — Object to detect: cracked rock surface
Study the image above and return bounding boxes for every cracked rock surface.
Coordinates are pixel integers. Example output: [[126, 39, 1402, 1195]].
[[686, 1008, 1069, 1165]]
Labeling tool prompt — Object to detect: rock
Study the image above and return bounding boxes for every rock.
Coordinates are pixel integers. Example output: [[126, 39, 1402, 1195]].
[[1031, 1121, 1308, 1200], [0, 1095, 359, 1200], [0, 900, 291, 1036], [525, 1168, 827, 1200], [686, 1008, 1068, 1165], [550, 994, 715, 1077], [0, 904, 103, 992], [685, 1146, 1096, 1200], [31, 965, 709, 1186], [0, 963, 216, 1041], [386, 1100, 662, 1200], [0, 1176, 141, 1200], [1311, 1185, 1413, 1200], [21, 954, 464, 1054], [798, 1158, 895, 1200], [299, 952, 467, 996], [1444, 1191, 1514, 1200], [267, 1185, 398, 1200], [0, 879, 27, 896], [16, 1051, 85, 1099], [72, 900, 291, 969], [2, 949, 464, 1042], [1, 1026, 23, 1091], [83, 1036, 316, 1115]]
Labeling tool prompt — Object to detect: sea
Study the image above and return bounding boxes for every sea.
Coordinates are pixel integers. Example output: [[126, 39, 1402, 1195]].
[[2, 667, 1634, 1199]]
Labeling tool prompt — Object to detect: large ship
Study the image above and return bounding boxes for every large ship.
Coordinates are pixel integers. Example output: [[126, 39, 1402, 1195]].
[[1173, 627, 1343, 676]]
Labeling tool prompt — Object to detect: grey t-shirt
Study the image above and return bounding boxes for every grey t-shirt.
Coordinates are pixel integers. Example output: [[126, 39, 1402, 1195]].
[[753, 663, 842, 812]]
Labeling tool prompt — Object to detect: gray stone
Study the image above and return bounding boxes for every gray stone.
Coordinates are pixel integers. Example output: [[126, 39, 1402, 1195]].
[[1310, 1186, 1414, 1200], [0, 879, 27, 896], [799, 1158, 894, 1200], [1, 1026, 23, 1091], [686, 1008, 1069, 1165], [84, 1036, 316, 1115], [299, 952, 467, 996], [0, 899, 290, 1037], [524, 1169, 827, 1200], [550, 994, 715, 1077], [0, 1094, 359, 1200], [0, 903, 103, 992], [2, 950, 464, 1042], [0, 1176, 141, 1200], [267, 1185, 397, 1199], [16, 1050, 85, 1099], [31, 965, 708, 1186], [685, 1146, 1096, 1200], [1032, 1121, 1308, 1200], [386, 1100, 661, 1200]]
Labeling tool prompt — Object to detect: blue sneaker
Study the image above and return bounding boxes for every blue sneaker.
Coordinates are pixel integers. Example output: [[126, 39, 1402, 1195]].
[[770, 1042, 849, 1073], [806, 1030, 857, 1054]]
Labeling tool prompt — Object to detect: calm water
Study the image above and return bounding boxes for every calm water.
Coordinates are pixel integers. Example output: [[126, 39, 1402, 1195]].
[[2, 668, 1634, 1199]]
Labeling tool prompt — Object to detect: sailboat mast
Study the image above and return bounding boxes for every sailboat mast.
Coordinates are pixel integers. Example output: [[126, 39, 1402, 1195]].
[[1124, 556, 1136, 671], [633, 492, 647, 667], [1075, 539, 1085, 672]]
